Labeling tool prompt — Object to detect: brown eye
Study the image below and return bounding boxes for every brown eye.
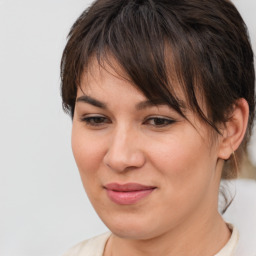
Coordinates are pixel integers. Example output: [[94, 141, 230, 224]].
[[80, 115, 110, 127], [144, 117, 175, 127]]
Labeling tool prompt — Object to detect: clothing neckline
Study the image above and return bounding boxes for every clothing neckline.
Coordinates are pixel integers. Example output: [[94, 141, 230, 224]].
[[214, 223, 239, 256]]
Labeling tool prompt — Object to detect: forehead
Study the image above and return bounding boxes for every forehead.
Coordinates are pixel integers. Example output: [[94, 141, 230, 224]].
[[79, 57, 141, 95], [80, 55, 186, 101], [78, 58, 159, 111]]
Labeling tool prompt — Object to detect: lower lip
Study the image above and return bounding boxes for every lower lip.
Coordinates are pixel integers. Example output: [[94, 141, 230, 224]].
[[106, 189, 155, 205]]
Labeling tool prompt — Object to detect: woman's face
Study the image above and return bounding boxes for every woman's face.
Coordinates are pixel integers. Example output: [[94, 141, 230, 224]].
[[72, 60, 223, 240]]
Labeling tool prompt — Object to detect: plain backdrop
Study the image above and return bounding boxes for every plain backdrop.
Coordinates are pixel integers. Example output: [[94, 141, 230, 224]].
[[0, 1, 255, 255]]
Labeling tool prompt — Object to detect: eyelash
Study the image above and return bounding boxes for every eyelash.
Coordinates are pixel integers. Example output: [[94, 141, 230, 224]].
[[80, 116, 110, 127], [80, 115, 176, 128], [143, 117, 176, 127]]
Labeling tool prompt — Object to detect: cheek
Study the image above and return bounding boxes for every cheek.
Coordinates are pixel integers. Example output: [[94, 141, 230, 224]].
[[147, 143, 216, 230], [148, 133, 215, 200], [71, 125, 106, 182], [71, 127, 109, 209], [149, 133, 210, 171]]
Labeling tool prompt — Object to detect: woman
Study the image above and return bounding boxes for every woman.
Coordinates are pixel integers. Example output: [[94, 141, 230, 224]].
[[61, 0, 255, 255]]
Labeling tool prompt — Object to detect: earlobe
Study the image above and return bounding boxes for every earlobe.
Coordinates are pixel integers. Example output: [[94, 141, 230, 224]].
[[218, 98, 249, 160]]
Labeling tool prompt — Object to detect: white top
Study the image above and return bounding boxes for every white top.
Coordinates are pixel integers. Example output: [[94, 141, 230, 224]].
[[63, 225, 239, 256]]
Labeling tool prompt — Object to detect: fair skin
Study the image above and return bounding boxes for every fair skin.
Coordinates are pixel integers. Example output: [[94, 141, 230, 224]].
[[71, 59, 249, 256]]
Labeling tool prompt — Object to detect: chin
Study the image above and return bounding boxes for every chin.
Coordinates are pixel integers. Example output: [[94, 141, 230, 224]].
[[111, 227, 155, 240], [101, 213, 162, 240]]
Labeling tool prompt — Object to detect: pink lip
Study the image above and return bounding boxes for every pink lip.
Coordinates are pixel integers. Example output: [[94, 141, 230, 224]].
[[104, 183, 156, 205]]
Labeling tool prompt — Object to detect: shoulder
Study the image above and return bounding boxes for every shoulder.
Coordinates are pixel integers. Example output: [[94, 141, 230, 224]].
[[214, 224, 239, 256], [223, 179, 256, 255], [215, 223, 256, 256], [63, 232, 111, 256]]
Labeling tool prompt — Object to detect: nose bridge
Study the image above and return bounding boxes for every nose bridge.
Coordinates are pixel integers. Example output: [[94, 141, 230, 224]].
[[104, 123, 145, 171]]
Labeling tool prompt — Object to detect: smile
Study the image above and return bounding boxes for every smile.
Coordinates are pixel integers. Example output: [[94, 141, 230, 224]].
[[104, 183, 156, 205]]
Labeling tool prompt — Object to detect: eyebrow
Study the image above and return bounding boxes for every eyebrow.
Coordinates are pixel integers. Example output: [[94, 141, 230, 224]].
[[76, 95, 107, 109], [76, 95, 184, 110], [135, 99, 171, 110]]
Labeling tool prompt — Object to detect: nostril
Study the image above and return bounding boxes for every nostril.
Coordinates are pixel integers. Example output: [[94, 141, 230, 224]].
[[103, 147, 146, 172]]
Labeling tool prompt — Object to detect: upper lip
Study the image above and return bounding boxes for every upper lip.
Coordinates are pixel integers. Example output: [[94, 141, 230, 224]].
[[104, 183, 156, 192]]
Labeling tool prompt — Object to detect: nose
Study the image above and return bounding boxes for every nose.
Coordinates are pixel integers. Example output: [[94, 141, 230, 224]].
[[103, 127, 146, 172]]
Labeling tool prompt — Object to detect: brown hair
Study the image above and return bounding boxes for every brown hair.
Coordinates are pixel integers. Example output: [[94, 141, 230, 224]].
[[61, 0, 255, 179]]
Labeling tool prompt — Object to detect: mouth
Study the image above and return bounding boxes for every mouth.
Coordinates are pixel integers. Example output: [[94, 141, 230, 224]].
[[104, 183, 157, 205]]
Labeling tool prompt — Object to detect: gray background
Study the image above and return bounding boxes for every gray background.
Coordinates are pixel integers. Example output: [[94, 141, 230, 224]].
[[0, 0, 255, 255]]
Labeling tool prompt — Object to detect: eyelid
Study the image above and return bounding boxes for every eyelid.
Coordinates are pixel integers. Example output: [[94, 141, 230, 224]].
[[79, 114, 111, 127], [143, 116, 176, 127]]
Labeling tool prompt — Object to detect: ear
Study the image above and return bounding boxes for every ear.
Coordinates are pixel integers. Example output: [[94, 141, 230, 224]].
[[218, 98, 249, 160]]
